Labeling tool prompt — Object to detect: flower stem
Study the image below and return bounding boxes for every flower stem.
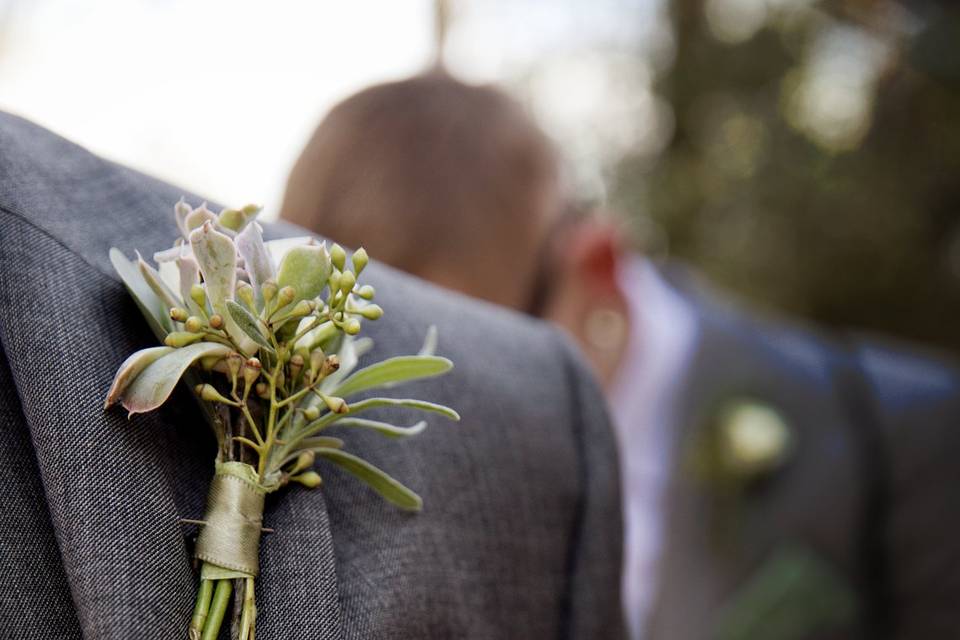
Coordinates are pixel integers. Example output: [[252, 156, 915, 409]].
[[201, 579, 232, 640], [188, 578, 213, 640], [239, 577, 256, 640]]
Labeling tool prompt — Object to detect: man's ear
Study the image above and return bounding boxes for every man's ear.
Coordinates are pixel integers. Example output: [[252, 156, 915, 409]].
[[566, 220, 623, 295]]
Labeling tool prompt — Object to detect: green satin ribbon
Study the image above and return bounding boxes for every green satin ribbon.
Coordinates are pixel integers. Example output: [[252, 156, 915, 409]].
[[194, 461, 266, 577]]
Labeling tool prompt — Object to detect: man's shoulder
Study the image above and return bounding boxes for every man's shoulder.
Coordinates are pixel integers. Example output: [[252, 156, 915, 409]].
[[665, 262, 959, 407], [0, 111, 626, 638]]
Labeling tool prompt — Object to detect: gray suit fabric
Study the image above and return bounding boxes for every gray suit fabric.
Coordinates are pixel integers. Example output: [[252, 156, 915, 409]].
[[647, 272, 960, 640], [0, 113, 626, 639]]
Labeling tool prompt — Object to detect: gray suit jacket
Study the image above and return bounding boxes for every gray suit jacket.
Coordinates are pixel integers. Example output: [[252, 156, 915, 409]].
[[647, 271, 960, 640], [0, 113, 626, 639]]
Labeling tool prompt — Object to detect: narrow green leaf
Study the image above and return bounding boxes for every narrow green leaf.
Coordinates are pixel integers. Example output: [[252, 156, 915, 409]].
[[331, 418, 427, 439], [418, 325, 438, 356], [120, 341, 232, 416], [104, 346, 174, 409], [344, 397, 460, 421], [317, 448, 422, 511], [109, 248, 173, 339], [299, 436, 345, 449], [137, 254, 182, 312], [332, 355, 453, 399], [226, 300, 275, 355]]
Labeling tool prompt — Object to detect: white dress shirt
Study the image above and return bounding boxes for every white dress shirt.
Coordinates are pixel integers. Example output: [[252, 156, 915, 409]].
[[607, 256, 699, 639]]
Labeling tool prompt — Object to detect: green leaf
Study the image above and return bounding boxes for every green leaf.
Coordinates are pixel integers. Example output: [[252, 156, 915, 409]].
[[104, 346, 174, 409], [109, 248, 174, 339], [226, 300, 275, 355], [343, 397, 460, 421], [299, 436, 345, 449], [190, 222, 236, 311], [190, 223, 255, 354], [330, 418, 427, 439], [176, 255, 205, 317], [418, 325, 438, 356], [120, 341, 232, 416], [332, 355, 453, 399], [235, 222, 274, 308], [317, 448, 422, 511], [137, 253, 182, 312], [276, 243, 332, 305]]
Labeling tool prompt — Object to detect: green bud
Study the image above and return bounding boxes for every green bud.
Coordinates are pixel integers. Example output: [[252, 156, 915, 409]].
[[357, 304, 383, 320], [288, 299, 313, 318], [292, 471, 322, 489], [226, 353, 244, 380], [184, 316, 204, 333], [208, 314, 224, 330], [339, 270, 356, 294], [199, 355, 222, 371], [255, 382, 269, 399], [328, 271, 341, 294], [289, 450, 315, 475], [352, 247, 368, 274], [216, 208, 244, 231], [242, 357, 261, 388], [322, 354, 340, 377], [309, 349, 325, 380], [357, 284, 375, 300], [319, 392, 348, 414], [344, 318, 361, 335], [190, 283, 206, 309], [195, 383, 232, 404], [262, 280, 278, 304], [236, 281, 255, 310], [330, 243, 347, 271], [169, 307, 189, 322], [303, 405, 320, 421], [289, 353, 304, 380], [277, 285, 296, 307], [164, 331, 203, 348]]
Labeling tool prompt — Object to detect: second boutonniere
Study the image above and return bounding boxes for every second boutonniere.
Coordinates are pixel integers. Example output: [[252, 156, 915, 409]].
[[104, 200, 459, 640]]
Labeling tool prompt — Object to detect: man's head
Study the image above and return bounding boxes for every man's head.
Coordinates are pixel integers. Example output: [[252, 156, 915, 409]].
[[281, 72, 562, 309]]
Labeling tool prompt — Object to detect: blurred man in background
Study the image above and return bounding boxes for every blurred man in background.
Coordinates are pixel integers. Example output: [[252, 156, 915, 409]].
[[282, 72, 960, 639]]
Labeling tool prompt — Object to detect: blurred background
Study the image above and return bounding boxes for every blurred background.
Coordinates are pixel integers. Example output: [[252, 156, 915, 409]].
[[1, 0, 957, 354]]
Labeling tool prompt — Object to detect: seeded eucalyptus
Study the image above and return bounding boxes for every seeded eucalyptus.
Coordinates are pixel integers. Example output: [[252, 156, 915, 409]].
[[105, 199, 458, 640]]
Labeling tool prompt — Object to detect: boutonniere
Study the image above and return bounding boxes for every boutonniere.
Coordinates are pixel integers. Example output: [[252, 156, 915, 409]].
[[687, 397, 792, 550], [104, 200, 459, 640], [689, 397, 793, 486]]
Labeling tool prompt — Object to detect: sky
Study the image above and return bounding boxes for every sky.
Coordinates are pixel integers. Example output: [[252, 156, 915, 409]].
[[0, 0, 661, 218]]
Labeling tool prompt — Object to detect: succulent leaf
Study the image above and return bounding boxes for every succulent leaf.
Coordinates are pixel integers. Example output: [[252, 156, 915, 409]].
[[109, 248, 174, 339], [235, 222, 274, 308], [276, 243, 332, 307], [104, 346, 175, 409], [119, 341, 233, 416]]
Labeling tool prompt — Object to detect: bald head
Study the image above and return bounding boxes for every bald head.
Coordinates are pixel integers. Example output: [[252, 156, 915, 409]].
[[281, 72, 561, 308]]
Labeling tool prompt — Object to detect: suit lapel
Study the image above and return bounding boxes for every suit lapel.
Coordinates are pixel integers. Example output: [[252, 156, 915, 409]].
[[644, 276, 863, 639], [0, 206, 344, 638]]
